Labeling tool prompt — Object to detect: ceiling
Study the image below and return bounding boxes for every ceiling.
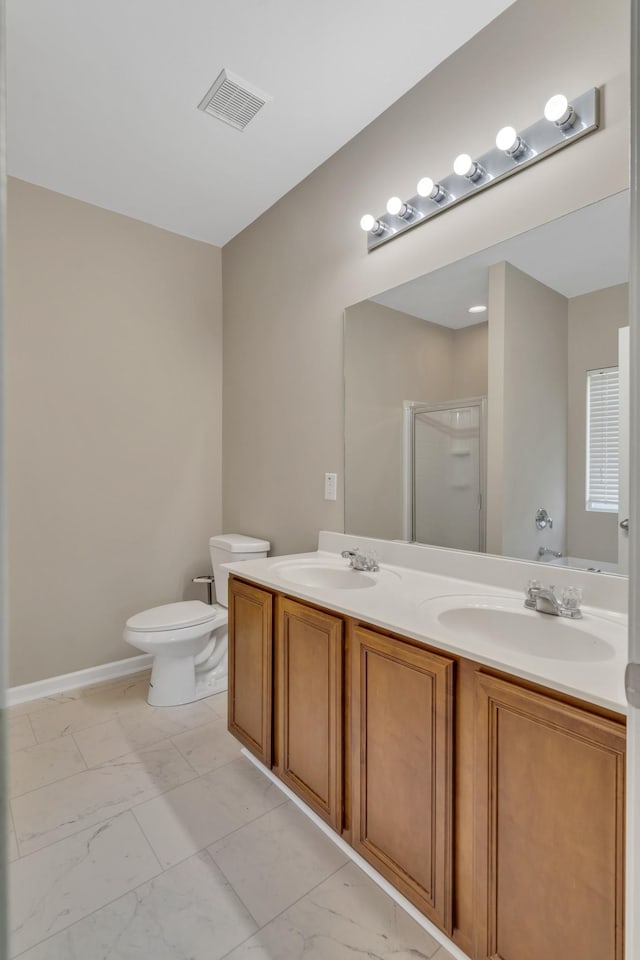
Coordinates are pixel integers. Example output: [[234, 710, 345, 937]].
[[7, 0, 516, 247], [370, 190, 630, 329]]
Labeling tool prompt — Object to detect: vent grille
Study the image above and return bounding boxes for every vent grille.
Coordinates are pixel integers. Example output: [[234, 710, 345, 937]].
[[198, 69, 271, 131]]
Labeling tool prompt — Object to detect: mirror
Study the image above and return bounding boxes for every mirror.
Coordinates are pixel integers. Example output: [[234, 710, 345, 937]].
[[344, 191, 629, 575]]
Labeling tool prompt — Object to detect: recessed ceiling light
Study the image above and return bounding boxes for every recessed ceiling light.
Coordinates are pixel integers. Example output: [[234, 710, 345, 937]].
[[468, 305, 487, 314]]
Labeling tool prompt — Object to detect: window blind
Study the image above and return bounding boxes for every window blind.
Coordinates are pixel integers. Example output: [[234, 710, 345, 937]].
[[586, 366, 619, 512]]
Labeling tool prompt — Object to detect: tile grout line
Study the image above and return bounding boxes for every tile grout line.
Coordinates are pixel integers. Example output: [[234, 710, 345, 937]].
[[8, 712, 37, 754], [14, 797, 347, 960], [168, 717, 231, 776], [10, 741, 204, 855], [69, 732, 89, 774], [129, 761, 288, 872], [8, 672, 153, 722], [28, 693, 227, 749], [10, 732, 192, 802], [7, 805, 19, 862], [10, 701, 230, 800], [8, 734, 89, 803], [24, 712, 35, 747], [10, 679, 143, 714], [10, 813, 166, 960], [14, 746, 250, 859], [21, 677, 154, 743], [215, 859, 352, 960]]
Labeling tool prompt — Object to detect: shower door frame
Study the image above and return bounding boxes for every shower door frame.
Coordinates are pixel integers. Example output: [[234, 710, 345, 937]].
[[402, 397, 487, 551]]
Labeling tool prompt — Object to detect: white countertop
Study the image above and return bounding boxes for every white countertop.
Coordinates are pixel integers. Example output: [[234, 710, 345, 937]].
[[225, 540, 628, 716]]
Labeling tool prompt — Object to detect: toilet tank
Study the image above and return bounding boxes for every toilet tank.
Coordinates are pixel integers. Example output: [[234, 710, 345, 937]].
[[209, 534, 270, 608]]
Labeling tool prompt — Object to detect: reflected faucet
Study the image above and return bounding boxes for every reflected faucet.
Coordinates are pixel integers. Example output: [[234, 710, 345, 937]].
[[537, 546, 563, 559]]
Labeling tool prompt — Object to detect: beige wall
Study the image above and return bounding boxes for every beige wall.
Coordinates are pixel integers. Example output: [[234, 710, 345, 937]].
[[567, 283, 628, 562], [8, 179, 223, 685], [344, 300, 487, 540], [487, 263, 568, 560], [222, 0, 629, 556], [452, 324, 489, 400]]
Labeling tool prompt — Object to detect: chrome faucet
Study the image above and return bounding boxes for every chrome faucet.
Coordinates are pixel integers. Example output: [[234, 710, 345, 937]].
[[524, 581, 582, 619], [537, 546, 563, 559], [341, 548, 379, 572]]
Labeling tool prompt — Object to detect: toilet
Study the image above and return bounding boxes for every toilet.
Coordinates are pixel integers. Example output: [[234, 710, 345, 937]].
[[123, 534, 270, 706]]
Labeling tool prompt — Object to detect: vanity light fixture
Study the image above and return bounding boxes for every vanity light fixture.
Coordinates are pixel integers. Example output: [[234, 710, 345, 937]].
[[361, 86, 600, 252], [417, 177, 447, 202], [495, 125, 528, 158], [386, 196, 417, 220], [360, 214, 390, 236], [544, 93, 576, 130], [453, 153, 485, 181]]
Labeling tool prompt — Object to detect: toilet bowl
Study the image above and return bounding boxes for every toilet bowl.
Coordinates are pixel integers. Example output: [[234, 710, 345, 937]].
[[123, 534, 270, 706]]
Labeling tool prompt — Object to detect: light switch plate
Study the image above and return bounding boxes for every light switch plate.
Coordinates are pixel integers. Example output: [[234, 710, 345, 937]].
[[324, 472, 337, 501]]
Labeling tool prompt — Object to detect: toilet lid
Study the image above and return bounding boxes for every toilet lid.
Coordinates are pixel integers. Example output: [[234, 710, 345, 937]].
[[126, 601, 222, 633]]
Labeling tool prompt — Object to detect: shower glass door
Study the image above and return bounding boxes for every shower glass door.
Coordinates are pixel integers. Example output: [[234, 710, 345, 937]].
[[404, 398, 486, 552]]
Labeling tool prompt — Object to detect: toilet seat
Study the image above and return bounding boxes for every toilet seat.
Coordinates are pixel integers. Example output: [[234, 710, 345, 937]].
[[126, 600, 224, 633]]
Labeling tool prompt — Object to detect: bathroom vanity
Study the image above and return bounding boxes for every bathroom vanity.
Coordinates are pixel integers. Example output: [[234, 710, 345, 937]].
[[225, 534, 627, 960]]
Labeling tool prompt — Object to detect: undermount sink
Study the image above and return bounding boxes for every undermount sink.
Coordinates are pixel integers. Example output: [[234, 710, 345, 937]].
[[419, 595, 620, 662], [272, 558, 397, 591]]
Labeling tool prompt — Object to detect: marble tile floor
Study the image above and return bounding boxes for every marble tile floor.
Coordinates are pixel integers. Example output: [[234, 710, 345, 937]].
[[7, 671, 457, 959]]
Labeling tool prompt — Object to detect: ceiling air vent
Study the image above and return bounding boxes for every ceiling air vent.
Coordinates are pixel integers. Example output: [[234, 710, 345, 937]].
[[197, 68, 271, 131]]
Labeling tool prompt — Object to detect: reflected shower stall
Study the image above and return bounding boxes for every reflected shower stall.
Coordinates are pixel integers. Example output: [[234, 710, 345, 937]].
[[402, 398, 487, 551]]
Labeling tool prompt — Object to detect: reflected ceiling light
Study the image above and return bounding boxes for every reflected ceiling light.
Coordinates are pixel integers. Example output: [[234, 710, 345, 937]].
[[544, 94, 576, 129], [386, 196, 416, 219], [468, 305, 487, 314], [495, 125, 527, 158], [417, 177, 446, 202], [360, 214, 389, 236], [453, 153, 485, 181]]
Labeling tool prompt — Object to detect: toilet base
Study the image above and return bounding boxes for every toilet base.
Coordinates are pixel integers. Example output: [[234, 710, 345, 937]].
[[147, 646, 228, 707]]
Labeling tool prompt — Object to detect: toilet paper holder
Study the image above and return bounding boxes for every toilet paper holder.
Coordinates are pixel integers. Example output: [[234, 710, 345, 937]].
[[193, 575, 215, 605]]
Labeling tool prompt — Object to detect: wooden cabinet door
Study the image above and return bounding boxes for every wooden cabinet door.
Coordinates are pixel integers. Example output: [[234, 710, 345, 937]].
[[475, 673, 625, 960], [350, 624, 454, 932], [275, 596, 344, 831], [228, 577, 273, 766]]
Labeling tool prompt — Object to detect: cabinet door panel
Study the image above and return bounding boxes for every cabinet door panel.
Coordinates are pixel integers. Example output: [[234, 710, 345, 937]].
[[475, 673, 625, 960], [276, 597, 344, 830], [351, 625, 454, 932], [228, 578, 273, 766]]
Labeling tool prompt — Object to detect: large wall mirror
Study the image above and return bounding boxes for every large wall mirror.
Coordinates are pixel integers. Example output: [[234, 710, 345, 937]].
[[344, 190, 629, 576]]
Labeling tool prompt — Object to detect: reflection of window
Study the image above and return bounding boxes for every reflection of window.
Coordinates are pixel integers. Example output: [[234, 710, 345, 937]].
[[586, 366, 619, 513]]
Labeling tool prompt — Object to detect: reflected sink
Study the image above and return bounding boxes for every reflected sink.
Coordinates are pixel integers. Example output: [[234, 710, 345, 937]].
[[272, 559, 397, 591], [419, 595, 620, 662]]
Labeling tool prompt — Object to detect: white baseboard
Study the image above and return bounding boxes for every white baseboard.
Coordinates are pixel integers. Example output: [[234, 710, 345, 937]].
[[7, 654, 153, 706], [240, 748, 472, 960]]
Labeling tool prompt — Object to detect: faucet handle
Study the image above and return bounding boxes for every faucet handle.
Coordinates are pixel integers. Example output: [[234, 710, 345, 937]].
[[525, 579, 543, 608], [560, 586, 583, 613]]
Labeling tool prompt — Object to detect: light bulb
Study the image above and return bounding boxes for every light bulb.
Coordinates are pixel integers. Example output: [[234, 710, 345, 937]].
[[454, 153, 473, 176], [496, 126, 517, 151], [496, 125, 527, 159], [454, 153, 484, 181], [417, 177, 445, 202], [360, 214, 389, 236], [544, 94, 575, 128], [386, 196, 415, 220]]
